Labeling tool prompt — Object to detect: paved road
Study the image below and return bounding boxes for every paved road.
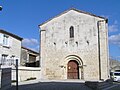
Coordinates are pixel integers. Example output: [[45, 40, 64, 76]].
[[107, 83, 120, 90], [7, 80, 120, 90], [8, 81, 92, 90]]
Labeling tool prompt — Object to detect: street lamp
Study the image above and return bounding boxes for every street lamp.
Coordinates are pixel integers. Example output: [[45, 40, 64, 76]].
[[0, 6, 2, 11]]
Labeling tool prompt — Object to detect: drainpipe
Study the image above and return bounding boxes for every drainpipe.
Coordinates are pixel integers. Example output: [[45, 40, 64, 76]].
[[97, 21, 101, 80], [97, 19, 107, 80], [39, 28, 41, 67]]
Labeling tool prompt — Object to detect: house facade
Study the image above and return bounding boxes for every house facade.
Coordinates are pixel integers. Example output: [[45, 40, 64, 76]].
[[110, 58, 120, 72], [0, 29, 22, 68], [39, 8, 109, 81], [21, 46, 39, 67]]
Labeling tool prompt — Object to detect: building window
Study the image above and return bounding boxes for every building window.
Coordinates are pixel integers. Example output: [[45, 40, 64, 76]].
[[10, 55, 15, 65], [3, 35, 9, 46], [1, 54, 8, 65], [70, 26, 74, 38], [29, 54, 36, 63], [11, 55, 15, 59]]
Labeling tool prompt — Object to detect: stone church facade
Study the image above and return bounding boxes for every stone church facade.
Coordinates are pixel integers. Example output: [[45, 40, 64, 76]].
[[39, 8, 109, 81]]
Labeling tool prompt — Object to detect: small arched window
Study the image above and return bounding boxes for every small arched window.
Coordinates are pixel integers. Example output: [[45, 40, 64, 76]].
[[69, 26, 74, 38]]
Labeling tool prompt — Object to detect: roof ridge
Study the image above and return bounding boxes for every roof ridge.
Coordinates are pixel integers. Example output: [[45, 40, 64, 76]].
[[38, 8, 107, 27], [22, 46, 39, 54], [0, 29, 23, 41]]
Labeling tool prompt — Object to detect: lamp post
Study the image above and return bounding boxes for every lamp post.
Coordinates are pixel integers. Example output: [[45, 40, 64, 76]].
[[16, 59, 18, 90], [0, 6, 2, 11]]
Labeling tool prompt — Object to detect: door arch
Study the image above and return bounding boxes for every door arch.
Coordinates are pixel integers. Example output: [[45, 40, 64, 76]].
[[67, 60, 79, 79]]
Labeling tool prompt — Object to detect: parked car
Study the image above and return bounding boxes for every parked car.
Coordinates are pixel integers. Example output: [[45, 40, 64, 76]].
[[111, 72, 120, 82]]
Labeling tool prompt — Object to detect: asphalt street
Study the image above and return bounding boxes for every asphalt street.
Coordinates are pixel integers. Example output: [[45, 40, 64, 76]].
[[8, 82, 92, 90]]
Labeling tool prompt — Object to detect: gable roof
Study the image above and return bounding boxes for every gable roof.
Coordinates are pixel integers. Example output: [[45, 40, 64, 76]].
[[0, 29, 23, 41], [39, 8, 108, 26], [22, 46, 39, 55]]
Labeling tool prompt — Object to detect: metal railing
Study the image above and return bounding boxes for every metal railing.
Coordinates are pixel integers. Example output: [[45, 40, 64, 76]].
[[0, 59, 19, 90], [0, 58, 16, 67]]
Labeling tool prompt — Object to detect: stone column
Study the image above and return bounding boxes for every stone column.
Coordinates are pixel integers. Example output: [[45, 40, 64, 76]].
[[40, 29, 46, 79]]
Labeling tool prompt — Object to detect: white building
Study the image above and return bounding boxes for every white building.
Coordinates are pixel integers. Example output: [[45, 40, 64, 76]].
[[39, 8, 109, 81], [0, 29, 23, 68]]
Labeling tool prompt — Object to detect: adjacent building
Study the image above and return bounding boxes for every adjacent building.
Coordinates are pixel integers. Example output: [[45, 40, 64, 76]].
[[0, 29, 40, 81], [110, 58, 120, 72], [39, 8, 109, 81], [21, 46, 39, 67], [0, 29, 23, 68]]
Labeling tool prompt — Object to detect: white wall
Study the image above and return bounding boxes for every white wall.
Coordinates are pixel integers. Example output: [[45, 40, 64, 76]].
[[0, 32, 22, 66], [12, 67, 41, 81]]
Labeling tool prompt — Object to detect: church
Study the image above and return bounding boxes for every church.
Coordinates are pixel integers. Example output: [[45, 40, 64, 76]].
[[39, 8, 109, 81]]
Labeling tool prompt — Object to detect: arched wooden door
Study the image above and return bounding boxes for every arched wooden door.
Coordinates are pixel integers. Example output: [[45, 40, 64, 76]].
[[67, 60, 79, 79]]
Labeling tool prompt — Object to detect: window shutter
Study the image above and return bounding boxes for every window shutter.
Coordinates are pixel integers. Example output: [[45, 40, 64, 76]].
[[0, 33, 3, 44]]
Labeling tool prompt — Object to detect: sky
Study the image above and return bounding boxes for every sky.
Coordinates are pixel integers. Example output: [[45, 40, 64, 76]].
[[0, 0, 120, 60]]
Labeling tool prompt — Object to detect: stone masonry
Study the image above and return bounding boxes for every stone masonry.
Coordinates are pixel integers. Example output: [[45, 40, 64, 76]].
[[39, 8, 109, 81]]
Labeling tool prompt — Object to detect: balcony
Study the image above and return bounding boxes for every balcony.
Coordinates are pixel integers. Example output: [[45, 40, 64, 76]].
[[0, 58, 16, 68]]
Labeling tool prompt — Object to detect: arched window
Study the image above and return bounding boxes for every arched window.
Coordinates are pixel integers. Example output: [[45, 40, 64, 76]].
[[69, 26, 74, 38]]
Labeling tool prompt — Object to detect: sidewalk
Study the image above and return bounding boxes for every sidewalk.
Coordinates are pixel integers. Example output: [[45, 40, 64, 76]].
[[12, 79, 85, 85]]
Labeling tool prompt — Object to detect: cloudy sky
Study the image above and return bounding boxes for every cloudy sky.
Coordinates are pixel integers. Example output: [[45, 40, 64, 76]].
[[0, 0, 120, 60]]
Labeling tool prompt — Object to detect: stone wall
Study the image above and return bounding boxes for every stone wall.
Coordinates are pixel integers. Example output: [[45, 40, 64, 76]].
[[13, 67, 41, 81]]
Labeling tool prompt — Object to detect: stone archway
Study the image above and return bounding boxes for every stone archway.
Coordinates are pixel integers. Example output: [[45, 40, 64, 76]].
[[64, 55, 84, 79]]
